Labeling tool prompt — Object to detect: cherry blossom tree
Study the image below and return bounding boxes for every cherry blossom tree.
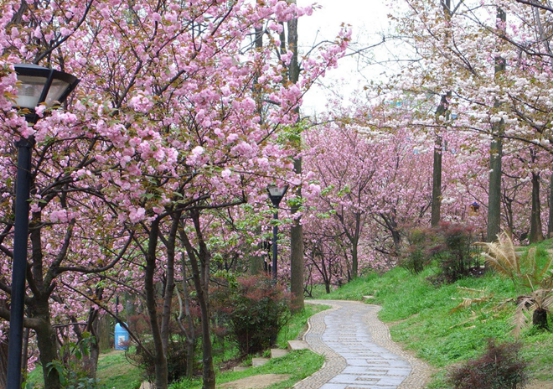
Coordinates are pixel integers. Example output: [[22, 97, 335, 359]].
[[303, 110, 443, 279], [327, 0, 552, 246], [0, 1, 348, 388]]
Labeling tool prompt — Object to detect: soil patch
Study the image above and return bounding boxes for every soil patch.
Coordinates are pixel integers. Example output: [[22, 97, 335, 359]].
[[217, 374, 291, 389], [526, 380, 553, 389]]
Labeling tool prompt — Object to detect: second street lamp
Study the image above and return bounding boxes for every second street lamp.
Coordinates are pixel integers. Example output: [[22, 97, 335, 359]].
[[7, 64, 79, 389], [267, 184, 288, 280]]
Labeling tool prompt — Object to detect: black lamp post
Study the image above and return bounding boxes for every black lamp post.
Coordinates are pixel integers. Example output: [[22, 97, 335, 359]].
[[7, 64, 79, 389], [267, 184, 288, 280]]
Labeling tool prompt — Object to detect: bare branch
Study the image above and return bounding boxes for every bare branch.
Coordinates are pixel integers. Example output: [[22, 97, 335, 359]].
[[514, 0, 553, 12]]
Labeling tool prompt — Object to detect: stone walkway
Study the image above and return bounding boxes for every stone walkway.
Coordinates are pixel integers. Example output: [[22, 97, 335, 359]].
[[294, 300, 432, 389]]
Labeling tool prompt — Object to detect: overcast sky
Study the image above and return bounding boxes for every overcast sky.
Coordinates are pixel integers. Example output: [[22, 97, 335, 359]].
[[297, 0, 392, 114]]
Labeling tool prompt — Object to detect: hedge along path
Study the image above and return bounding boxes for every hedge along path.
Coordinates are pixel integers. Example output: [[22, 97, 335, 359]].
[[294, 300, 433, 389]]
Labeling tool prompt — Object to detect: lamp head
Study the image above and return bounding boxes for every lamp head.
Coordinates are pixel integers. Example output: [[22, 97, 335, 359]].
[[267, 184, 289, 207], [14, 64, 79, 123]]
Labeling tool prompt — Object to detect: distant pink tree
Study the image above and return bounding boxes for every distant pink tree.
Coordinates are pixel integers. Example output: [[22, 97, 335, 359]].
[[303, 115, 441, 278]]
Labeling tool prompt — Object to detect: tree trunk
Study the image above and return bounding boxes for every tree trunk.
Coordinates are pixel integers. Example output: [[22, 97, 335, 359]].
[[431, 1, 451, 227], [432, 91, 450, 228], [178, 255, 196, 379], [350, 213, 361, 279], [249, 241, 265, 275], [529, 171, 544, 243], [532, 308, 548, 330], [192, 256, 215, 389], [318, 249, 331, 294], [487, 7, 506, 242], [431, 134, 442, 227], [21, 327, 30, 379], [161, 217, 179, 354], [548, 176, 554, 238], [30, 217, 61, 389], [86, 339, 100, 381], [35, 304, 61, 389], [486, 135, 503, 242], [144, 219, 169, 389], [287, 9, 304, 312], [180, 211, 215, 389], [72, 307, 101, 380], [503, 196, 516, 239], [97, 314, 112, 351], [290, 159, 305, 312], [0, 338, 7, 389]]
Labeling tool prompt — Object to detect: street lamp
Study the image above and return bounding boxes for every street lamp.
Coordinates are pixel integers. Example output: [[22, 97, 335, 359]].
[[7, 64, 79, 389], [267, 184, 288, 280]]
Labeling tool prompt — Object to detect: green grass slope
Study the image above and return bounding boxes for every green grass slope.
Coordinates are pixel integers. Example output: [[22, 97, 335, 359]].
[[313, 239, 553, 387]]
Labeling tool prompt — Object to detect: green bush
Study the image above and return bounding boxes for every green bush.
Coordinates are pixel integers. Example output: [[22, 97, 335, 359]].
[[35, 333, 101, 389], [216, 275, 291, 356], [433, 222, 481, 284], [401, 223, 480, 282], [125, 312, 197, 385], [45, 360, 99, 389], [128, 338, 191, 384], [447, 340, 528, 389], [400, 226, 439, 273]]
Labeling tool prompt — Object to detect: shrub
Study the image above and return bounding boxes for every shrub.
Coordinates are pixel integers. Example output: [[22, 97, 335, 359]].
[[433, 222, 481, 283], [400, 227, 439, 273], [126, 312, 199, 384], [42, 333, 100, 389], [216, 275, 291, 356], [129, 336, 191, 384], [448, 339, 528, 389]]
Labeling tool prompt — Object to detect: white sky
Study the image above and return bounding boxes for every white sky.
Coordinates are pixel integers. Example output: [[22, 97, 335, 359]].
[[297, 0, 393, 114]]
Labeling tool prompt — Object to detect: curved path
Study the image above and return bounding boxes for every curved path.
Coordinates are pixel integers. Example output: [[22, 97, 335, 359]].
[[294, 300, 432, 389]]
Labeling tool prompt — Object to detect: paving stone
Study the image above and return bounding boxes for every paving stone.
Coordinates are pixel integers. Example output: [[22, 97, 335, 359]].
[[288, 340, 309, 350], [252, 357, 269, 367], [271, 348, 289, 358], [293, 300, 433, 389]]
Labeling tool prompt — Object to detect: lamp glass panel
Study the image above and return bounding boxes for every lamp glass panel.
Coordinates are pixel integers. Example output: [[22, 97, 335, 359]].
[[45, 79, 71, 107], [15, 75, 48, 109], [268, 186, 286, 197]]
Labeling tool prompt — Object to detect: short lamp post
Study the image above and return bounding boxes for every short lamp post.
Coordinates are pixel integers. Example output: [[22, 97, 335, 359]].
[[7, 64, 79, 389], [267, 184, 288, 280]]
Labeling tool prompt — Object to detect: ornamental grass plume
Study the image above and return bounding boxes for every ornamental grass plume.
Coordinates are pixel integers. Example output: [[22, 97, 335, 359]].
[[478, 231, 552, 292], [478, 231, 553, 335], [478, 231, 520, 286]]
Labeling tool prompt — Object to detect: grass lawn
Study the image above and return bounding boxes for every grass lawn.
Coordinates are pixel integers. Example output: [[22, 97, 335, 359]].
[[96, 350, 143, 389], [25, 349, 143, 389], [171, 349, 324, 389]]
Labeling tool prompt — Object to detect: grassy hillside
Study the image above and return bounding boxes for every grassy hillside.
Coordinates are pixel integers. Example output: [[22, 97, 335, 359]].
[[26, 240, 551, 388], [314, 239, 553, 387]]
